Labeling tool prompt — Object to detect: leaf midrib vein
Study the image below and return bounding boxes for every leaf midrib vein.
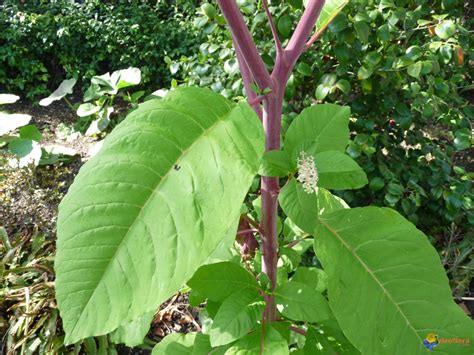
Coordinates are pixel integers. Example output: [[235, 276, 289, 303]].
[[68, 100, 240, 338], [320, 219, 424, 345]]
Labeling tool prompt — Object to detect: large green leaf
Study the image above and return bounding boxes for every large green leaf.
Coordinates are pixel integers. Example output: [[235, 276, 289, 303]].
[[315, 207, 474, 354], [225, 326, 289, 355], [284, 104, 350, 156], [258, 150, 294, 177], [109, 311, 154, 347], [210, 288, 265, 347], [55, 87, 264, 343], [152, 332, 211, 354], [291, 267, 327, 293], [152, 333, 195, 354], [302, 325, 359, 354], [314, 150, 368, 190], [39, 78, 76, 106], [274, 280, 332, 323], [187, 261, 260, 302], [279, 179, 348, 234]]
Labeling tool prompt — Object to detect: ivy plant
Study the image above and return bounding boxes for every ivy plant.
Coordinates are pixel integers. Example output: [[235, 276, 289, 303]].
[[55, 1, 474, 354]]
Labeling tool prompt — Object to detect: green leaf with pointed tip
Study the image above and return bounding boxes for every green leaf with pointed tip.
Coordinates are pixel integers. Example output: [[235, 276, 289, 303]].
[[187, 261, 260, 302], [192, 333, 212, 354], [291, 267, 327, 293], [258, 150, 294, 177], [152, 333, 196, 354], [303, 326, 359, 354], [274, 280, 332, 323], [314, 0, 349, 35], [354, 21, 370, 43], [314, 150, 368, 190], [279, 179, 348, 235], [435, 20, 455, 39], [210, 288, 265, 347], [19, 125, 42, 142], [315, 207, 474, 354], [77, 103, 101, 117], [109, 312, 153, 347], [315, 84, 332, 100], [284, 104, 350, 156], [225, 325, 289, 355], [39, 78, 76, 106], [0, 112, 31, 135], [407, 62, 422, 78], [55, 87, 264, 344], [112, 67, 142, 89]]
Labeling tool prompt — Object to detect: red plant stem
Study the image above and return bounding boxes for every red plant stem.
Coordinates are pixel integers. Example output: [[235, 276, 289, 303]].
[[234, 40, 263, 119], [260, 91, 283, 321], [237, 228, 258, 236], [262, 0, 283, 58], [241, 214, 264, 235], [217, 0, 272, 90], [285, 0, 326, 68], [218, 0, 326, 325], [305, 28, 325, 50], [290, 325, 307, 337]]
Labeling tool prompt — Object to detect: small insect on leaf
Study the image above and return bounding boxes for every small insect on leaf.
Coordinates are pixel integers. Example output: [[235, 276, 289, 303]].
[[174, 164, 181, 171]]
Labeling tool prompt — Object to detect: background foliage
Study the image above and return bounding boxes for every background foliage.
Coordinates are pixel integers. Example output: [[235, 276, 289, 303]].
[[1, 0, 472, 352], [0, 0, 199, 98], [171, 0, 473, 292]]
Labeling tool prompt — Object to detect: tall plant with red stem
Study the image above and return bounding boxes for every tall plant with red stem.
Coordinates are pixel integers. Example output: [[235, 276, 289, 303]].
[[217, 0, 326, 321], [54, 1, 474, 352]]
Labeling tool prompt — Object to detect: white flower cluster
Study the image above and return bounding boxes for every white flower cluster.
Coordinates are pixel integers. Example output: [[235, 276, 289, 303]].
[[297, 151, 319, 194]]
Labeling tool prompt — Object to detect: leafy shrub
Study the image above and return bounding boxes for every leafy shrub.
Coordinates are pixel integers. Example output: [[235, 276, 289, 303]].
[[173, 0, 473, 244], [51, 0, 474, 351], [0, 1, 199, 98]]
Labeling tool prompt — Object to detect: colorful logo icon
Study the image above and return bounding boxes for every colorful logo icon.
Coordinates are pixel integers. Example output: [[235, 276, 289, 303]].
[[423, 333, 439, 350]]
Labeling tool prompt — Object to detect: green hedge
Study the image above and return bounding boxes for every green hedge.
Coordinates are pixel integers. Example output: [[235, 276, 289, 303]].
[[0, 1, 200, 98]]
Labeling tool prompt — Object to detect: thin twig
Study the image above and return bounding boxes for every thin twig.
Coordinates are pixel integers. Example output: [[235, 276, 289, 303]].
[[284, 0, 325, 67], [234, 39, 263, 120], [305, 28, 325, 50], [237, 228, 259, 236], [217, 0, 273, 90], [262, 0, 284, 59], [248, 93, 271, 106], [287, 239, 301, 249], [290, 325, 307, 337], [241, 214, 264, 235]]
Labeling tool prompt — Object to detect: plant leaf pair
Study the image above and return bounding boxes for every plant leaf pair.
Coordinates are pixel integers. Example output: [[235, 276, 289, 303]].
[[260, 104, 367, 191]]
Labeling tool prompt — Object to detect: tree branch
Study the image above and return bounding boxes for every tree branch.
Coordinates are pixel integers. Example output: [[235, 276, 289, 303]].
[[290, 325, 307, 337], [217, 0, 273, 90], [285, 0, 326, 67], [241, 214, 264, 235], [262, 0, 284, 60], [304, 27, 325, 50], [234, 40, 263, 119]]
